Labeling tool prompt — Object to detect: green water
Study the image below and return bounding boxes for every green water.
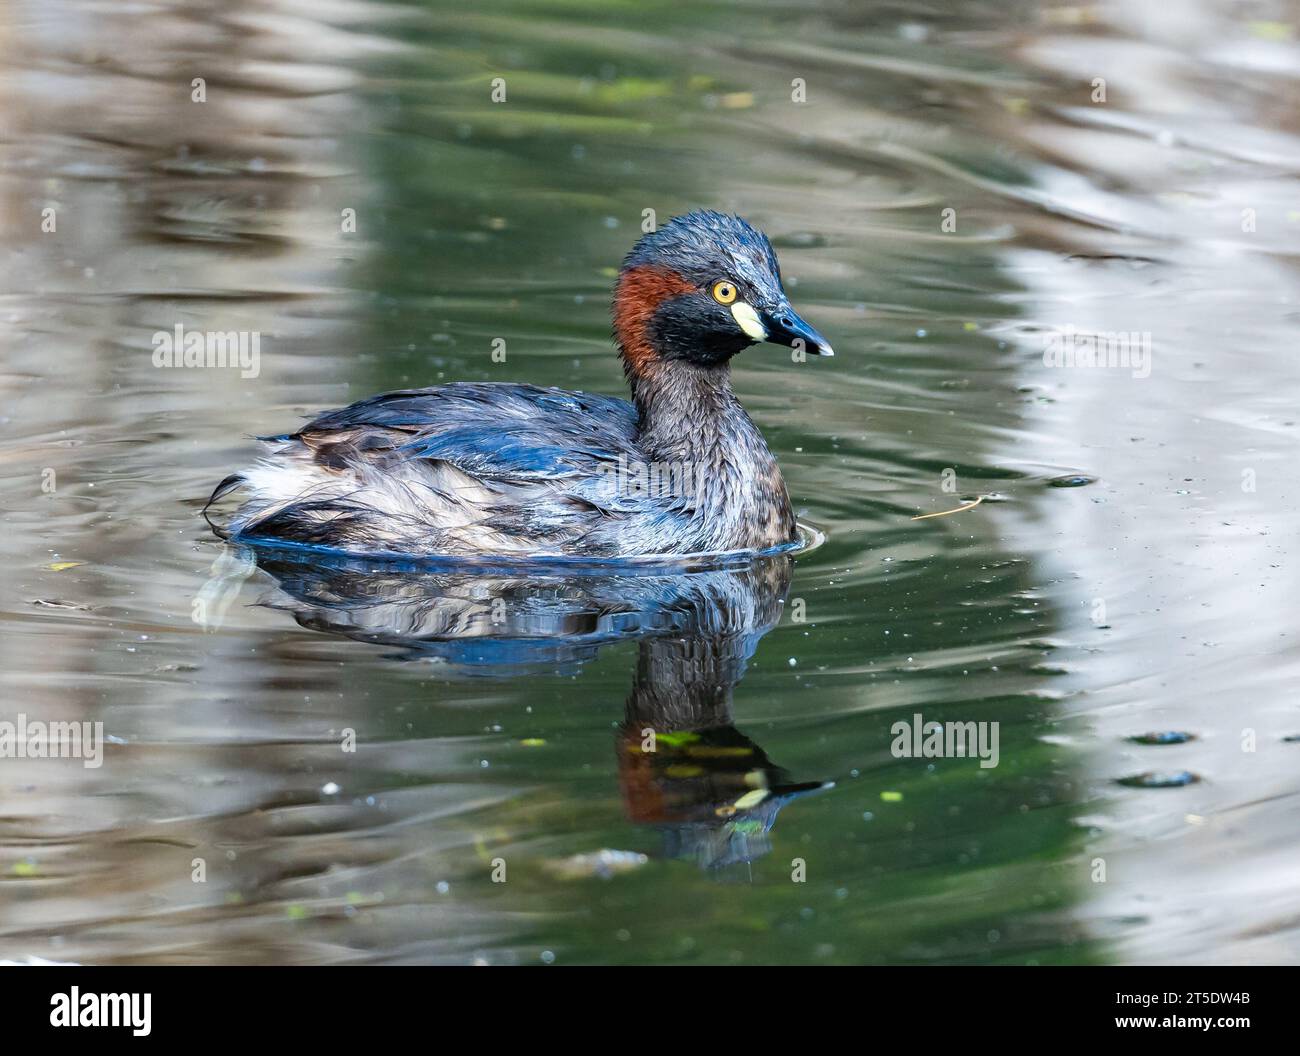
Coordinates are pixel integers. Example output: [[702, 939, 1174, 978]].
[[1, 0, 1297, 964]]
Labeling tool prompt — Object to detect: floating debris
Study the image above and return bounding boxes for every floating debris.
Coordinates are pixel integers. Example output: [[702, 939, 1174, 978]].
[[714, 787, 771, 818], [542, 849, 649, 881], [880, 790, 904, 802], [911, 496, 986, 521], [1128, 731, 1196, 745], [1116, 771, 1200, 789], [654, 731, 700, 748], [42, 561, 84, 572], [1047, 474, 1097, 488]]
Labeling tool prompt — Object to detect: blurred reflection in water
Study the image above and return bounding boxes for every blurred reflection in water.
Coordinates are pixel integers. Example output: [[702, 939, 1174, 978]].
[[239, 545, 829, 872]]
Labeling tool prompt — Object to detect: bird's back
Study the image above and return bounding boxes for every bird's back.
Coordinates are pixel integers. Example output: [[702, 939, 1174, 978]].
[[210, 382, 703, 557]]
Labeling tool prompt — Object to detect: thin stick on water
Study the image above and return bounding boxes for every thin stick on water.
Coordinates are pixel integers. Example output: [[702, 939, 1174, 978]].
[[910, 495, 986, 521]]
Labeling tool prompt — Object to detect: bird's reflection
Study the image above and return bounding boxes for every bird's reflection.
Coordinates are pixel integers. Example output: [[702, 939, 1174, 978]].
[[236, 545, 829, 870]]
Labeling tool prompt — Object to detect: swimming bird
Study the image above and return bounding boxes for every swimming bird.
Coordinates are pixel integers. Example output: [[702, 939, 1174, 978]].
[[207, 210, 833, 557]]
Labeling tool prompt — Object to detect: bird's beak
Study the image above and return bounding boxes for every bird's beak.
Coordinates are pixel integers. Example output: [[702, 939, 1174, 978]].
[[762, 303, 835, 357]]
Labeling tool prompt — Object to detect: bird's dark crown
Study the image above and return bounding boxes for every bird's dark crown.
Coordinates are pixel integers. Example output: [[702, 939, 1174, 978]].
[[623, 210, 783, 293]]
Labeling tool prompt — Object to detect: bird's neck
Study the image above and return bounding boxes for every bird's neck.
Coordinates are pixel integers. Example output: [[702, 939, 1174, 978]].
[[627, 361, 796, 550], [630, 361, 746, 462]]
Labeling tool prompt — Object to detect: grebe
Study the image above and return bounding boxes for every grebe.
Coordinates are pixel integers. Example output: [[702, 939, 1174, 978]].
[[207, 211, 833, 557]]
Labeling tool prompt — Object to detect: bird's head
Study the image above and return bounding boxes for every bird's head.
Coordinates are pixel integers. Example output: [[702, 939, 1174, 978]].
[[612, 211, 833, 381]]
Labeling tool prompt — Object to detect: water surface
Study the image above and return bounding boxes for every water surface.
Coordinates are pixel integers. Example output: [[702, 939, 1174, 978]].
[[1, 0, 1298, 965]]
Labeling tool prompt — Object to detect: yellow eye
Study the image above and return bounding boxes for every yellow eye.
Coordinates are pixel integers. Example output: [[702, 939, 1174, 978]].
[[711, 280, 738, 305]]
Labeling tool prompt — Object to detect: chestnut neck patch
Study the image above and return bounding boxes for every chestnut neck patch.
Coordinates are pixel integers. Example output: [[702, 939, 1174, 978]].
[[612, 265, 696, 376]]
